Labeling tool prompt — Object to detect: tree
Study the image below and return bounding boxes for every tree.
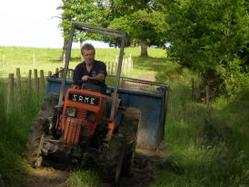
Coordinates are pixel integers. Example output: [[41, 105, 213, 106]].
[[163, 0, 249, 95], [106, 0, 167, 56], [59, 0, 108, 59], [59, 0, 167, 57], [108, 8, 167, 56]]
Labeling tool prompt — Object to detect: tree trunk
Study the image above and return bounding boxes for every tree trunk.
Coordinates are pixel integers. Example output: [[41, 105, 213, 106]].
[[140, 39, 148, 57]]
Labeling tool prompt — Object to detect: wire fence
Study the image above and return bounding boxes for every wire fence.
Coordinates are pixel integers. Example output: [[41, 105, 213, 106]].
[[3, 64, 212, 119]]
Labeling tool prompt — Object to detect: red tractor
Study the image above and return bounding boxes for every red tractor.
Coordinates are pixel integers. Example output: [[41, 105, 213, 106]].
[[25, 23, 168, 182], [25, 23, 141, 182]]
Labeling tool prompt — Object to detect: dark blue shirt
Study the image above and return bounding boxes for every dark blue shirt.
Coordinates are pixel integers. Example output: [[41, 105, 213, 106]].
[[73, 60, 107, 87]]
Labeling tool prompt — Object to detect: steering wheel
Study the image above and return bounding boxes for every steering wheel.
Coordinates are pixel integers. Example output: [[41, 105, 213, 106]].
[[81, 80, 103, 93]]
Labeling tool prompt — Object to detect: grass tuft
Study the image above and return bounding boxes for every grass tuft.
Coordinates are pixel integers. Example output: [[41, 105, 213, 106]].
[[66, 170, 100, 187]]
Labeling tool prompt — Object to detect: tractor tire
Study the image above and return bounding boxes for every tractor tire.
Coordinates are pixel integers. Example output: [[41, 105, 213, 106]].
[[99, 134, 126, 183], [119, 107, 141, 175], [25, 93, 58, 167], [25, 117, 49, 167], [99, 107, 140, 182]]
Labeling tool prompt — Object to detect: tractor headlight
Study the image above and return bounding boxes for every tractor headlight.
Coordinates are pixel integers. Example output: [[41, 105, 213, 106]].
[[66, 107, 77, 117]]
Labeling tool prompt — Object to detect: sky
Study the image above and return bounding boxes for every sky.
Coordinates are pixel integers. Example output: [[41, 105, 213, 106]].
[[0, 0, 109, 48]]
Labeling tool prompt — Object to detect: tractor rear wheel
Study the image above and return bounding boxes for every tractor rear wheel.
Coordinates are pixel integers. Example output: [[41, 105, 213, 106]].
[[99, 134, 126, 183], [120, 107, 141, 175], [99, 107, 140, 182]]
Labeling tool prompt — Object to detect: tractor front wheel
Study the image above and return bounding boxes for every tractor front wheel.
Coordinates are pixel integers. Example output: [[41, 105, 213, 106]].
[[25, 117, 49, 167], [99, 134, 126, 183], [25, 93, 58, 167]]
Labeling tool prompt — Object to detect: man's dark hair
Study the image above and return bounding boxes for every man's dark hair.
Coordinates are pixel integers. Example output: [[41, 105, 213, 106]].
[[81, 43, 95, 55]]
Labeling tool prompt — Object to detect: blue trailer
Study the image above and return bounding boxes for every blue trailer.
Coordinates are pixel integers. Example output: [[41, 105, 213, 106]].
[[46, 75, 168, 149]]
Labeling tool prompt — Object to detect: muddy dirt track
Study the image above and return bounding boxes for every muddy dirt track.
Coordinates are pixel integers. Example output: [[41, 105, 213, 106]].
[[23, 148, 165, 187]]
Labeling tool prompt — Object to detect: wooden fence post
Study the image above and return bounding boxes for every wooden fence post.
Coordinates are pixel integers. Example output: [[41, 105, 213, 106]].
[[115, 55, 118, 75], [48, 71, 52, 77], [109, 62, 113, 74], [63, 53, 66, 65], [106, 62, 110, 74], [34, 69, 39, 92], [28, 70, 32, 90], [55, 68, 59, 78], [59, 67, 63, 78], [16, 68, 21, 92], [127, 56, 131, 72], [7, 73, 14, 114], [122, 58, 125, 76], [129, 54, 133, 72], [113, 62, 117, 75], [37, 77, 40, 93], [40, 70, 45, 88]]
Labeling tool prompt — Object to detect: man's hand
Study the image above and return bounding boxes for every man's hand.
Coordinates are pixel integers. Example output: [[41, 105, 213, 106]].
[[81, 75, 89, 81]]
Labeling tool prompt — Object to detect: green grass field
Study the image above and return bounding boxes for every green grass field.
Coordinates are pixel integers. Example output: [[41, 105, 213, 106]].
[[0, 46, 248, 186], [0, 46, 166, 78]]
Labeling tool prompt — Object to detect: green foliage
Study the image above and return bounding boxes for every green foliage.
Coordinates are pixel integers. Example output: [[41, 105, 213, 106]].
[[109, 8, 167, 46], [163, 0, 249, 95], [59, 0, 109, 40], [59, 0, 167, 56]]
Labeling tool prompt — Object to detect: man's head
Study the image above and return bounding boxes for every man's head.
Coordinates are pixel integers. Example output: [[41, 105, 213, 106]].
[[81, 43, 95, 65]]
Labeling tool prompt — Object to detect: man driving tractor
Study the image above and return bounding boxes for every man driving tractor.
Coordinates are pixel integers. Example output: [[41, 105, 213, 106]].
[[73, 43, 107, 93]]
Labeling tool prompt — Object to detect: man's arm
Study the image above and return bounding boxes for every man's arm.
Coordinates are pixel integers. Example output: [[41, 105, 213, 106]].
[[81, 61, 107, 82], [88, 73, 105, 82], [73, 64, 83, 86], [82, 73, 105, 81]]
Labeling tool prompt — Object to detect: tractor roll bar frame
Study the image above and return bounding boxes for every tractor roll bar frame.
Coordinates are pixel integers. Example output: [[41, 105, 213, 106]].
[[58, 22, 126, 121]]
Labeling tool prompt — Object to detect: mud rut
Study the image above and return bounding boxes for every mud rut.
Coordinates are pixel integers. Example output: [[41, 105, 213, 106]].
[[24, 73, 164, 187], [23, 148, 165, 187]]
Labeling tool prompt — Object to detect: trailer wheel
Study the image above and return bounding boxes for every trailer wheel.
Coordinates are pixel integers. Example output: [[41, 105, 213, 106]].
[[120, 107, 140, 175]]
